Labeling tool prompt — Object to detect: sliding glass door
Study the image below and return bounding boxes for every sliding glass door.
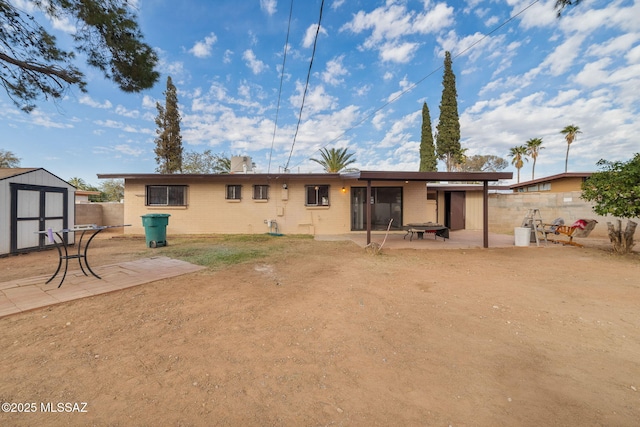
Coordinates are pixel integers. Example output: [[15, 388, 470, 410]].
[[351, 187, 403, 231]]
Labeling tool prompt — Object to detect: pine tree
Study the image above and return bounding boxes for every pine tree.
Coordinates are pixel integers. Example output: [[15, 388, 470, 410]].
[[435, 51, 461, 172], [1, 0, 158, 112], [419, 102, 437, 172], [154, 76, 183, 174]]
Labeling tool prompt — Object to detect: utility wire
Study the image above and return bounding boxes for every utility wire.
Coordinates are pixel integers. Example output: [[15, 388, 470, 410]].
[[283, 0, 325, 171], [286, 0, 541, 171], [267, 0, 295, 174]]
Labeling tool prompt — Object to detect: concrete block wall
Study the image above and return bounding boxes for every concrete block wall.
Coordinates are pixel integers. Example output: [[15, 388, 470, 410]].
[[101, 203, 125, 227], [74, 203, 124, 231], [75, 203, 102, 226], [488, 191, 618, 238]]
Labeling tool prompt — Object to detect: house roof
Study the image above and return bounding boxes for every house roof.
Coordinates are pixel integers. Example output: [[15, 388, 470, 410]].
[[97, 172, 342, 182], [97, 170, 513, 183], [0, 167, 39, 180], [354, 171, 512, 182], [509, 172, 592, 189]]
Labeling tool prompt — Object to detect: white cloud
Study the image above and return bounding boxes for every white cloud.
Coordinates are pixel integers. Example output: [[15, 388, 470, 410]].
[[189, 33, 217, 58], [371, 110, 387, 131], [340, 1, 454, 63], [142, 95, 156, 109], [331, 0, 345, 10], [26, 111, 74, 129], [223, 49, 234, 64], [437, 30, 507, 63], [156, 49, 188, 80], [114, 105, 140, 118], [181, 104, 358, 164], [78, 95, 112, 109], [378, 110, 420, 148], [322, 55, 349, 86], [575, 58, 613, 88], [242, 49, 268, 74], [260, 0, 277, 15], [94, 119, 152, 135], [511, 0, 558, 30], [114, 144, 145, 156], [412, 2, 455, 34], [289, 82, 337, 117], [386, 76, 413, 104], [485, 15, 500, 27], [537, 33, 586, 76], [379, 41, 419, 63], [354, 84, 372, 97], [302, 24, 328, 49]]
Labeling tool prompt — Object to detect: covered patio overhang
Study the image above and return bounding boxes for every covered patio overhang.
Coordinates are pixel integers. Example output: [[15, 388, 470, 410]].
[[346, 171, 513, 248]]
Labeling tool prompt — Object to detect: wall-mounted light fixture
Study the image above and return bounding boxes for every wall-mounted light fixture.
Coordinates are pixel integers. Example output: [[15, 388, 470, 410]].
[[341, 186, 346, 193]]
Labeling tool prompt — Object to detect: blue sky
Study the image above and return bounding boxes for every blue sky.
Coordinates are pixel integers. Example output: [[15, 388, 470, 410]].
[[2, 0, 639, 186]]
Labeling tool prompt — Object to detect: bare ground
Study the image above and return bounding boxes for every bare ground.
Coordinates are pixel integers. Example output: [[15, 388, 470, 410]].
[[1, 234, 639, 426]]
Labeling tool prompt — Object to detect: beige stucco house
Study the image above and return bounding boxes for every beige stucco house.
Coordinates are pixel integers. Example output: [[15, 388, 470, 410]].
[[509, 172, 592, 193], [98, 170, 511, 247]]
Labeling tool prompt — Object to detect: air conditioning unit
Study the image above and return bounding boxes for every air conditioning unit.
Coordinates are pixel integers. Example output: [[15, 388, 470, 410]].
[[230, 156, 253, 173]]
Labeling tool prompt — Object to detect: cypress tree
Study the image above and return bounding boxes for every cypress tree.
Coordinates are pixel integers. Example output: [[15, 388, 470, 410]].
[[154, 76, 183, 173], [435, 51, 461, 172], [419, 102, 437, 171]]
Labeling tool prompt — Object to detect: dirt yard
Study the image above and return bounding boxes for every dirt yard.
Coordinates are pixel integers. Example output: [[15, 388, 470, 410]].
[[1, 235, 639, 426]]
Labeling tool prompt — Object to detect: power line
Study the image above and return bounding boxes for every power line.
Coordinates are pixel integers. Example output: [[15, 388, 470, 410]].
[[286, 0, 541, 171], [283, 0, 326, 171], [267, 0, 295, 175]]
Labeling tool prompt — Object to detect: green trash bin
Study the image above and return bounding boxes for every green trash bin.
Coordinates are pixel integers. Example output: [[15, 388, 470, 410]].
[[141, 214, 171, 248]]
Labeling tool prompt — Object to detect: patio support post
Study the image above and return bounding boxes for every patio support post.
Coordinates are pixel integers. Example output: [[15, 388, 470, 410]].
[[483, 180, 489, 248], [366, 180, 372, 245]]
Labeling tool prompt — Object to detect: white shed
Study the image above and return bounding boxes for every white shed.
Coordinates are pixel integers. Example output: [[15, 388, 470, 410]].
[[0, 168, 76, 256]]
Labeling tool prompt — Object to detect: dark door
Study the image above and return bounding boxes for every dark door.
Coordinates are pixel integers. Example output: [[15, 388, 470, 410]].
[[10, 184, 69, 254], [445, 191, 465, 230]]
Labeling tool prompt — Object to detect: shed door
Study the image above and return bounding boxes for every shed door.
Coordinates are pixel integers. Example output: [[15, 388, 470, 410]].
[[10, 184, 69, 254], [445, 191, 466, 231]]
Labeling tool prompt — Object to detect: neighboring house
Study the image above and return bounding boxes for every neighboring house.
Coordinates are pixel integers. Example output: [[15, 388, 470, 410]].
[[97, 170, 511, 247], [510, 172, 592, 193], [75, 190, 101, 203], [0, 168, 76, 256]]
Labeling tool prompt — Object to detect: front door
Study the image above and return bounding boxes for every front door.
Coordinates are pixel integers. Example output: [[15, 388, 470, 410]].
[[10, 184, 69, 254], [351, 187, 403, 230]]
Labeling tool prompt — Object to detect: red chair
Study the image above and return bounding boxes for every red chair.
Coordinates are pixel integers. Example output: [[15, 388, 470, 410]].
[[544, 219, 598, 247]]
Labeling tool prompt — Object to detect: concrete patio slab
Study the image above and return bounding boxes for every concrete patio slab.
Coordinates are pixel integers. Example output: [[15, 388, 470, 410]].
[[0, 256, 204, 319]]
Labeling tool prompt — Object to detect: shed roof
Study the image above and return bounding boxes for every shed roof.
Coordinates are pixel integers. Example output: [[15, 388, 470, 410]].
[[0, 168, 38, 180]]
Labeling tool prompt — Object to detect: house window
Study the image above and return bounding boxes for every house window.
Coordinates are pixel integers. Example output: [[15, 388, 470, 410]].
[[253, 185, 269, 200], [146, 185, 187, 206], [226, 185, 242, 200], [306, 185, 330, 206]]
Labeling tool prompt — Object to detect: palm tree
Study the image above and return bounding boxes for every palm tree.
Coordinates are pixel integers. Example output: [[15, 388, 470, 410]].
[[310, 147, 357, 173], [509, 145, 528, 183], [560, 124, 581, 173], [525, 138, 544, 180], [68, 177, 88, 189]]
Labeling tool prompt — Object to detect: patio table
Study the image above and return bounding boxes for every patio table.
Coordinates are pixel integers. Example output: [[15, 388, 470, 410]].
[[36, 224, 130, 288], [404, 223, 450, 242]]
